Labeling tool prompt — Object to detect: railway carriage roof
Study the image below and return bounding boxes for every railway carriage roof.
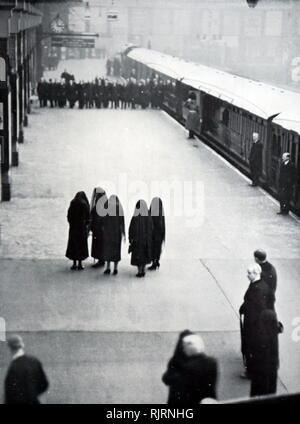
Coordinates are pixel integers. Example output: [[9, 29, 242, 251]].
[[127, 48, 300, 135]]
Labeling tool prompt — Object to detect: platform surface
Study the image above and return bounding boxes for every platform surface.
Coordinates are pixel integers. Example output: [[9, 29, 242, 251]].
[[0, 104, 299, 403]]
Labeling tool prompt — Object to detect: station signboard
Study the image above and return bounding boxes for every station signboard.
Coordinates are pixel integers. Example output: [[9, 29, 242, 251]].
[[51, 37, 95, 48]]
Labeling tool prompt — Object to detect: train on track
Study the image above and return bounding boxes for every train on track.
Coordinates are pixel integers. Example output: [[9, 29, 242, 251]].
[[121, 47, 300, 216]]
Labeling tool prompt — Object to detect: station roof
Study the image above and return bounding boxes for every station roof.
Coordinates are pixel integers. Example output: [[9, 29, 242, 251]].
[[128, 48, 300, 135]]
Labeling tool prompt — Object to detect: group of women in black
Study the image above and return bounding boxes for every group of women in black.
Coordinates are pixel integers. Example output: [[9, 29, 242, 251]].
[[65, 188, 165, 277]]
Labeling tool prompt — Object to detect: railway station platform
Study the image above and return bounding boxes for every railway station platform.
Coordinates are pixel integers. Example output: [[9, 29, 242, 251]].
[[0, 104, 299, 403]]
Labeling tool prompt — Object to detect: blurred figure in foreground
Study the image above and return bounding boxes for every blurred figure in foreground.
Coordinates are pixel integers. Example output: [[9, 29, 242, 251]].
[[5, 335, 49, 404], [162, 331, 218, 405]]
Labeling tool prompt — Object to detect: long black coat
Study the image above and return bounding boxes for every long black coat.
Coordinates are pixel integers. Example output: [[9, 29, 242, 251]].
[[5, 355, 49, 404], [249, 142, 263, 173], [90, 190, 107, 261], [149, 199, 165, 261], [185, 99, 199, 132], [279, 161, 296, 188], [260, 261, 277, 295], [162, 353, 218, 405], [129, 214, 153, 266], [250, 310, 280, 397], [239, 279, 274, 366], [102, 198, 125, 263], [151, 219, 165, 261], [90, 207, 105, 261], [66, 196, 89, 261], [278, 161, 296, 202]]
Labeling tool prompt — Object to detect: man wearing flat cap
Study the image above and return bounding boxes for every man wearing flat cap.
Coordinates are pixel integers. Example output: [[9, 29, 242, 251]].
[[4, 335, 49, 404]]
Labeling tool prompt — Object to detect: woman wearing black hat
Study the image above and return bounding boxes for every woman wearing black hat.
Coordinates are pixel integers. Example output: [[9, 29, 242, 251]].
[[102, 195, 125, 275], [148, 197, 165, 270], [66, 191, 90, 270], [250, 309, 281, 397], [128, 200, 153, 277]]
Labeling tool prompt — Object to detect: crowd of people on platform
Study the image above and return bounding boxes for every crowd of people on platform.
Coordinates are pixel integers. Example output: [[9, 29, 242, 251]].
[[65, 188, 165, 278], [37, 73, 165, 110], [3, 249, 282, 404]]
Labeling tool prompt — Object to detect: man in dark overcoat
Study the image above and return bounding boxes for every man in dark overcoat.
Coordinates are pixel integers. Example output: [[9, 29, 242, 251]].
[[254, 249, 277, 307], [249, 132, 263, 187], [239, 263, 273, 378], [4, 335, 49, 404], [278, 152, 296, 215]]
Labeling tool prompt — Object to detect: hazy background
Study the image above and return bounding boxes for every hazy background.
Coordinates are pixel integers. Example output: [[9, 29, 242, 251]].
[[37, 0, 300, 90]]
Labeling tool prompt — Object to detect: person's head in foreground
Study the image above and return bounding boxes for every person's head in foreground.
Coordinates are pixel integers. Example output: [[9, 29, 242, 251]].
[[7, 335, 25, 355], [182, 334, 205, 357]]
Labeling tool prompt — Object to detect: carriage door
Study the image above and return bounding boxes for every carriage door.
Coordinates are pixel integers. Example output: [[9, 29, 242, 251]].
[[268, 125, 282, 192], [197, 91, 204, 135], [287, 132, 299, 209]]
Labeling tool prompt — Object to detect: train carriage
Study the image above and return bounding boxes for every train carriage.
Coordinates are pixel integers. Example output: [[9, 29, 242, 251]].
[[121, 47, 300, 215]]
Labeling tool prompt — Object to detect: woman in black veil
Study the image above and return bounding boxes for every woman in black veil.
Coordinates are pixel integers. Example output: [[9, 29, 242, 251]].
[[128, 200, 153, 277], [90, 187, 107, 268], [149, 197, 165, 270], [66, 191, 90, 270], [102, 195, 125, 275]]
